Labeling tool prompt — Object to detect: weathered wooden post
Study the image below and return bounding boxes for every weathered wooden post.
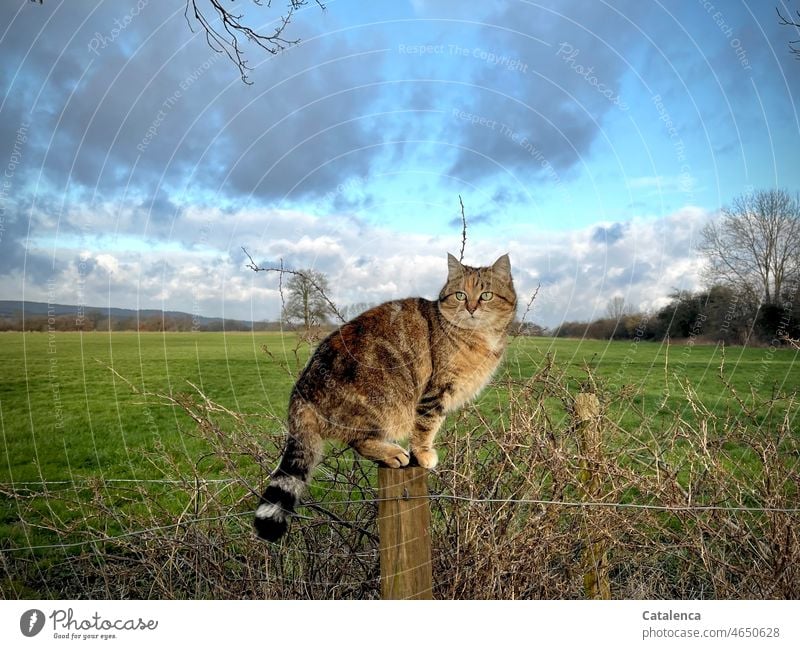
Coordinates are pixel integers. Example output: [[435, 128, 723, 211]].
[[377, 466, 433, 599], [574, 392, 611, 600]]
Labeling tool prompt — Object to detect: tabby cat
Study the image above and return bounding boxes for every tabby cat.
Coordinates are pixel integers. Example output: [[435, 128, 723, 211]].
[[254, 253, 516, 541]]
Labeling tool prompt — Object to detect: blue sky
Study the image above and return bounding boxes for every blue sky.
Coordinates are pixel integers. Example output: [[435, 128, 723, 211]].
[[1, 0, 798, 326]]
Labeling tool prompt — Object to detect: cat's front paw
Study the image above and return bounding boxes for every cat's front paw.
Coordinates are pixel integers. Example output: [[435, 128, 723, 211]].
[[412, 448, 438, 469]]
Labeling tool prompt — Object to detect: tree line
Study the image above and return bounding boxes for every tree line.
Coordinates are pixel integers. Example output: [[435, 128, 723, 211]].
[[553, 189, 800, 345], [553, 283, 800, 344], [0, 311, 286, 333]]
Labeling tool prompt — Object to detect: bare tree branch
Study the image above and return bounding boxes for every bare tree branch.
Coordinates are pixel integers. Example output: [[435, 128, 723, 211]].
[[184, 0, 325, 84], [242, 246, 346, 323], [514, 283, 541, 336], [777, 5, 800, 59], [458, 194, 467, 263], [781, 334, 800, 350]]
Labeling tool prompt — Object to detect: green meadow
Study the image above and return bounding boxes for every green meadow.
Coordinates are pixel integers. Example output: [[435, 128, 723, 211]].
[[1, 330, 798, 489], [1, 331, 798, 597]]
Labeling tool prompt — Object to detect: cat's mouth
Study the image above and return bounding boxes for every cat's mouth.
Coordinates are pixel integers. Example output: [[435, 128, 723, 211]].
[[454, 311, 485, 328]]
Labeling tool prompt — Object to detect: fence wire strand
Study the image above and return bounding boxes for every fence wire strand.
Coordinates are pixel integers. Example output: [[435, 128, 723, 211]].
[[3, 488, 798, 555]]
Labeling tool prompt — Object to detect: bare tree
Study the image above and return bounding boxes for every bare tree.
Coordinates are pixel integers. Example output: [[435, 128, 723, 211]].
[[777, 5, 800, 59], [699, 189, 800, 306], [283, 268, 333, 328], [606, 296, 628, 321]]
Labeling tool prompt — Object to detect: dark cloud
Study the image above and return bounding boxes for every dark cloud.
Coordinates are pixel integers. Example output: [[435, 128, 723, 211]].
[[4, 0, 793, 238], [491, 186, 519, 206], [447, 212, 492, 229], [0, 1, 388, 220], [0, 0, 794, 312], [0, 208, 53, 285], [72, 254, 96, 277], [607, 261, 656, 289], [444, 1, 647, 184], [138, 187, 182, 225]]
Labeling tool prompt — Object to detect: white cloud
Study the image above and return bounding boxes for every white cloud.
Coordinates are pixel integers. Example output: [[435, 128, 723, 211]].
[[95, 254, 120, 275], [4, 204, 713, 327]]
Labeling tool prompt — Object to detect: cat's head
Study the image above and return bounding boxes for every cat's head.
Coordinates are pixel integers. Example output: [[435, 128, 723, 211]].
[[438, 253, 517, 330]]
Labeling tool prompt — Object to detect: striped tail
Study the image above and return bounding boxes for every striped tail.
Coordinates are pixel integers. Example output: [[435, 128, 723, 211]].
[[254, 427, 320, 542]]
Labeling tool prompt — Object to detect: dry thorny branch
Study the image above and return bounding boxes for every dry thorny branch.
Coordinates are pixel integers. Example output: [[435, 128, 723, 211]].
[[458, 194, 467, 263], [514, 282, 541, 336]]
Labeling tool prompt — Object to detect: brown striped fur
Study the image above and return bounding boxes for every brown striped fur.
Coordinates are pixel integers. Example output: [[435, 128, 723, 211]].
[[254, 253, 516, 541]]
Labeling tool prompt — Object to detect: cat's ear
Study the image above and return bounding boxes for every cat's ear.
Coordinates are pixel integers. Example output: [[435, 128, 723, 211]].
[[447, 252, 462, 276], [492, 253, 511, 276]]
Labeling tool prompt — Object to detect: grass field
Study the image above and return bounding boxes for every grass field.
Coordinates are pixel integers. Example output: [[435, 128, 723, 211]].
[[1, 331, 299, 486], [1, 331, 798, 598], [1, 330, 798, 487]]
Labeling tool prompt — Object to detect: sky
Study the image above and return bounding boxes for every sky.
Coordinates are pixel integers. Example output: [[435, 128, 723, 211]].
[[1, 0, 798, 327]]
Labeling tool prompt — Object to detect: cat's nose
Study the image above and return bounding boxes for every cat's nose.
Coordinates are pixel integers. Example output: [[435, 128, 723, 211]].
[[466, 302, 478, 315]]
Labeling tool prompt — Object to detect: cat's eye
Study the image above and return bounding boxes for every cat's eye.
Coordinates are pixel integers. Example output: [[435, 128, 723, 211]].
[[480, 291, 494, 301], [454, 291, 467, 301]]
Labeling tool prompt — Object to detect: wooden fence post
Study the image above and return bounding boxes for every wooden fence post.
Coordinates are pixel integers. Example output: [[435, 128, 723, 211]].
[[377, 466, 433, 599], [574, 392, 611, 600]]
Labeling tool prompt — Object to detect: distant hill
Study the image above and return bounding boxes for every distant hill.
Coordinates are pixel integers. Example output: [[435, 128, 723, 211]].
[[0, 300, 280, 332]]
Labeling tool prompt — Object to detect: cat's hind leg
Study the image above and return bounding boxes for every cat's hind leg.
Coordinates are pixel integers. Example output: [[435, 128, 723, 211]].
[[254, 401, 323, 542], [351, 438, 410, 469], [409, 390, 448, 469]]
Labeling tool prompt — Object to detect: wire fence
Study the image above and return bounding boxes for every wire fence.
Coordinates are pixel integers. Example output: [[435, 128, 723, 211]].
[[2, 362, 799, 599], [6, 474, 800, 512], [3, 487, 800, 555]]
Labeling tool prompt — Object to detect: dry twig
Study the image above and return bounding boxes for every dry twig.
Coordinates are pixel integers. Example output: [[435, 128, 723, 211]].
[[242, 247, 346, 323], [458, 194, 467, 263], [184, 0, 325, 84]]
